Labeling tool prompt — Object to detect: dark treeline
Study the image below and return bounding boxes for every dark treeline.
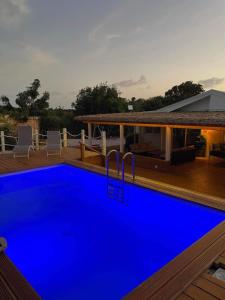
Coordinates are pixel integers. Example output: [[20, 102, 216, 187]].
[[0, 79, 204, 133]]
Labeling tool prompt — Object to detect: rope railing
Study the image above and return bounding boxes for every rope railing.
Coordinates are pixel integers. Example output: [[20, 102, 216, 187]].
[[4, 135, 18, 140], [94, 135, 102, 140], [67, 131, 81, 138], [0, 128, 107, 155], [4, 144, 15, 147]]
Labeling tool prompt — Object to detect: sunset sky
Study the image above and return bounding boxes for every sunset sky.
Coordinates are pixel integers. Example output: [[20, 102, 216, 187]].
[[0, 0, 225, 107]]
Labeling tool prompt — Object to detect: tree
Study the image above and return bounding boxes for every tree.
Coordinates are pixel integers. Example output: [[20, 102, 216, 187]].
[[15, 79, 50, 120], [164, 81, 204, 104], [0, 96, 14, 113], [141, 81, 205, 111], [72, 83, 128, 115], [128, 97, 146, 112], [39, 108, 77, 133], [143, 96, 164, 111]]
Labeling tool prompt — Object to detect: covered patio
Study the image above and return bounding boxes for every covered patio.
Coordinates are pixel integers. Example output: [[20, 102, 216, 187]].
[[74, 111, 225, 199], [76, 111, 225, 164]]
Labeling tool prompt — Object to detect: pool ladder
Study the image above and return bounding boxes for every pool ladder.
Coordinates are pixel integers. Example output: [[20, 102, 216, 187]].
[[106, 150, 135, 203]]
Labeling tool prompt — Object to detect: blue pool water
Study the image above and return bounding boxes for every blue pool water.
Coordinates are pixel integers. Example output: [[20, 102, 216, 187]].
[[0, 164, 224, 299]]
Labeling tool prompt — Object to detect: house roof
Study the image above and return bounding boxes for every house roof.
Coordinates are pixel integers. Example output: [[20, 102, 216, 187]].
[[156, 89, 225, 112], [75, 111, 225, 128]]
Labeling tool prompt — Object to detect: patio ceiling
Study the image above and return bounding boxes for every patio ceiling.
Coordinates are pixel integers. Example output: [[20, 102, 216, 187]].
[[75, 111, 225, 129]]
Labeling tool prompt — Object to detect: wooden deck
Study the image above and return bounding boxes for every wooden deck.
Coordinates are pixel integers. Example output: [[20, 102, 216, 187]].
[[0, 252, 40, 300], [1, 148, 225, 299], [125, 221, 225, 300], [0, 148, 79, 174]]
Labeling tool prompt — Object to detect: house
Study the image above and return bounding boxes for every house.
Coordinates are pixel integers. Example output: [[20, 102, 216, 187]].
[[136, 89, 225, 154], [75, 90, 225, 170], [156, 89, 225, 112], [76, 110, 225, 170]]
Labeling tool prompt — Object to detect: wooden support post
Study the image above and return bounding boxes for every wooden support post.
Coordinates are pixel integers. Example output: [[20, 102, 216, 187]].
[[63, 128, 67, 148], [81, 129, 85, 144], [160, 128, 164, 152], [120, 125, 125, 153], [35, 129, 39, 150], [88, 123, 92, 146], [184, 128, 188, 147], [0, 131, 5, 152], [165, 126, 172, 162], [135, 126, 140, 144], [101, 131, 106, 156], [81, 129, 85, 161]]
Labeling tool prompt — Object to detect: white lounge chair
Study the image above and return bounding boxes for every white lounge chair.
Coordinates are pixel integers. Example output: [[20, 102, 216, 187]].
[[13, 126, 34, 159], [46, 131, 62, 157]]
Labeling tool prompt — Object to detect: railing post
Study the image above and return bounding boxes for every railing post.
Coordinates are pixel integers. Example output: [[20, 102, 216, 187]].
[[119, 125, 125, 153], [35, 129, 39, 150], [81, 129, 85, 161], [101, 131, 106, 156], [165, 126, 172, 162], [0, 131, 5, 152], [81, 129, 85, 144], [88, 123, 92, 146], [63, 128, 67, 148]]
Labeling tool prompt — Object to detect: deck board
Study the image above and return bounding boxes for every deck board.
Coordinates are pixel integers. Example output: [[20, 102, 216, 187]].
[[184, 285, 218, 300], [0, 253, 40, 300], [193, 277, 225, 299], [176, 294, 193, 300], [201, 273, 225, 290]]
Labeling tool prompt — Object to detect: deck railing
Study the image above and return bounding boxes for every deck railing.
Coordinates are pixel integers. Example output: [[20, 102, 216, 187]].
[[0, 128, 107, 157]]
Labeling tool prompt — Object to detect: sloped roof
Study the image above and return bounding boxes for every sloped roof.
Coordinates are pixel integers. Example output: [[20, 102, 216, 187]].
[[75, 111, 225, 128], [156, 89, 225, 112]]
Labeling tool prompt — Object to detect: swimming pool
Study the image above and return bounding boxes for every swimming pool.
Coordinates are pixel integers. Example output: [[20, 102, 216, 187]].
[[0, 164, 224, 299]]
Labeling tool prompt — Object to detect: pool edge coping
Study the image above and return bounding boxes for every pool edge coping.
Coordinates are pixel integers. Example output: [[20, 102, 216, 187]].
[[65, 159, 225, 212]]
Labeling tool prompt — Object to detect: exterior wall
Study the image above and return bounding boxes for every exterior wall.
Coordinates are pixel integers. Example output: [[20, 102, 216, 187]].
[[201, 129, 225, 157], [176, 97, 210, 112], [210, 95, 225, 111], [156, 90, 225, 112], [139, 127, 162, 149], [138, 127, 166, 152]]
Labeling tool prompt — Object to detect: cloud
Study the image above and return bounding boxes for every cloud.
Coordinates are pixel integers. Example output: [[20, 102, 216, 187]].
[[133, 26, 143, 34], [86, 33, 121, 59], [106, 34, 121, 41], [88, 23, 104, 42], [26, 46, 58, 65], [0, 0, 30, 26], [114, 75, 148, 88], [198, 77, 224, 88]]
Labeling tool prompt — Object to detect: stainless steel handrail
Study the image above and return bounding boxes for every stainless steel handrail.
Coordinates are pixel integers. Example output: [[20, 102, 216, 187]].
[[122, 152, 135, 183], [106, 149, 120, 177]]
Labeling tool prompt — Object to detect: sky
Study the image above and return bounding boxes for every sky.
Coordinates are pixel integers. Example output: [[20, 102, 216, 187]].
[[0, 0, 225, 108]]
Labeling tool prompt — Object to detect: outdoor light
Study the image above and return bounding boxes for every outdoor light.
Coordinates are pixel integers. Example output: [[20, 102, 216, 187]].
[[128, 105, 133, 111]]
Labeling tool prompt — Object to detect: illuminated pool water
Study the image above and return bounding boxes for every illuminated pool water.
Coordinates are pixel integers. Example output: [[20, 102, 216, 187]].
[[0, 164, 224, 300]]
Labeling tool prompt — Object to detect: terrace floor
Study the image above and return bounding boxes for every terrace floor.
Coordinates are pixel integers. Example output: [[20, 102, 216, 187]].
[[1, 148, 225, 299], [0, 147, 90, 174], [127, 156, 225, 200]]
